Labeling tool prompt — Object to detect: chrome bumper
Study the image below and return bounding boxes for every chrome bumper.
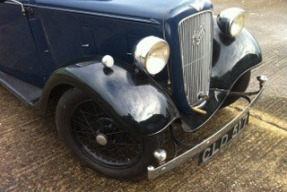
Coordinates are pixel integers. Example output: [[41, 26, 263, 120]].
[[147, 76, 267, 179]]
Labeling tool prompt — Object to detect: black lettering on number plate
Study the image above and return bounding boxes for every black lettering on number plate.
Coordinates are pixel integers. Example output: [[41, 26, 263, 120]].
[[198, 113, 249, 165]]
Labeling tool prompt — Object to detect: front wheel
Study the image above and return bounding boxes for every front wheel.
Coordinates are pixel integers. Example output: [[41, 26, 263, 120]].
[[56, 88, 160, 180]]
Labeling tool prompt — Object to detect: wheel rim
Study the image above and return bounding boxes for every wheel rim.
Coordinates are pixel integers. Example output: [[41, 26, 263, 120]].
[[71, 100, 144, 168]]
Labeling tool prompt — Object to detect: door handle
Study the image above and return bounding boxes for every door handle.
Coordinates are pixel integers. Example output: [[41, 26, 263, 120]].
[[1, 0, 26, 16]]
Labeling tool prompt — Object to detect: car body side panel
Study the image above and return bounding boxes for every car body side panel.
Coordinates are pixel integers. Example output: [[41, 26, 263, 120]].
[[30, 7, 163, 80], [39, 60, 178, 136], [34, 0, 184, 24], [0, 2, 45, 87]]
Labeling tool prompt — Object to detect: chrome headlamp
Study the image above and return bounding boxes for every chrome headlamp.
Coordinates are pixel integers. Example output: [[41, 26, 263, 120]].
[[134, 36, 170, 75], [217, 8, 245, 37]]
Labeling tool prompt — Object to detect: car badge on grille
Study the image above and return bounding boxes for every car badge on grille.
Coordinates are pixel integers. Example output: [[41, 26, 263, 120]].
[[192, 25, 206, 46]]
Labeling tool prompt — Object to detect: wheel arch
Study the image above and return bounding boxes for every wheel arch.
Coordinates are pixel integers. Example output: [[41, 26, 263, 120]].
[[46, 84, 74, 106], [210, 23, 263, 90], [37, 59, 178, 136]]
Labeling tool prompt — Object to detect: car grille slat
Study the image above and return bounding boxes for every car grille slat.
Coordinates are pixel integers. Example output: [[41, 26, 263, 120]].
[[178, 11, 213, 106]]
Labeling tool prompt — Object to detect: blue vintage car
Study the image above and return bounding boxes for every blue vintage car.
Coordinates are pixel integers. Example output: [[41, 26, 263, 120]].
[[0, 0, 267, 179]]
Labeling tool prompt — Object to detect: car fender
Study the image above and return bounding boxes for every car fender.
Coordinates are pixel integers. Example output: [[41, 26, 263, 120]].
[[210, 22, 262, 89], [39, 60, 178, 136]]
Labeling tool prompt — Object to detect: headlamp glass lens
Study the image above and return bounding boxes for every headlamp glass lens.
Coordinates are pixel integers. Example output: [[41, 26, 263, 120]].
[[230, 14, 245, 36], [146, 42, 170, 75]]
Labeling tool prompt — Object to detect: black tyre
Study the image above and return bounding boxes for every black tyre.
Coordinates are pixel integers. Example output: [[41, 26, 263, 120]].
[[222, 71, 251, 108], [56, 88, 160, 180]]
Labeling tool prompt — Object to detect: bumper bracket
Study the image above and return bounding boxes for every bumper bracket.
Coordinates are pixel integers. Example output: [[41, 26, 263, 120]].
[[147, 75, 267, 179]]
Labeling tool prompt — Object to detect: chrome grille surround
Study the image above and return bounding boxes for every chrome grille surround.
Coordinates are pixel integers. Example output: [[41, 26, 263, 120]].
[[178, 11, 213, 106]]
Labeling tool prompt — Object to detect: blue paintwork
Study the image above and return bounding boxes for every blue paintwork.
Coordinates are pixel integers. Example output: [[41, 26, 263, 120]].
[[211, 27, 262, 90], [35, 0, 182, 24], [39, 60, 178, 135], [0, 0, 263, 134], [0, 2, 47, 87], [31, 6, 162, 75]]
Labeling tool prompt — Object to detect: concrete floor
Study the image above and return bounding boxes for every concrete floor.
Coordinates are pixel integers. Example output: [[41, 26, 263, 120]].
[[1, 0, 287, 191]]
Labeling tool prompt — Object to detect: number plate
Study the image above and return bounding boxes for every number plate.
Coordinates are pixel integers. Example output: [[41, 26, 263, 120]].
[[198, 113, 249, 165]]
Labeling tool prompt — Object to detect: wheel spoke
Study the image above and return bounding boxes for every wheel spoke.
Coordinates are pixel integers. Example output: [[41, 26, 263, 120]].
[[78, 110, 99, 137], [105, 131, 125, 136], [80, 110, 100, 119], [71, 100, 143, 168], [73, 120, 90, 128]]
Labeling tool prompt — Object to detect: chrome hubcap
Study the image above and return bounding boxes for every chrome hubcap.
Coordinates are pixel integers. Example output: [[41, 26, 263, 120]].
[[96, 133, 108, 146]]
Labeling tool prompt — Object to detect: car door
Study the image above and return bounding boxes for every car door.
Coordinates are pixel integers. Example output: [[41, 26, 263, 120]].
[[0, 0, 45, 87]]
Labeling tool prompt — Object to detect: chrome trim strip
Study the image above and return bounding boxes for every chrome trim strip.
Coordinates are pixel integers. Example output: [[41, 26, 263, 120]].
[[147, 83, 264, 179], [6, 0, 26, 15], [22, 4, 160, 24], [178, 11, 213, 106]]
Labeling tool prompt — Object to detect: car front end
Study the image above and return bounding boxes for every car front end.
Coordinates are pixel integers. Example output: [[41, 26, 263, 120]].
[[28, 0, 267, 179], [128, 0, 266, 178]]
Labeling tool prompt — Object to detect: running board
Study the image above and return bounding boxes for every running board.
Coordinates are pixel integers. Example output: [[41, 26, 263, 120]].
[[0, 71, 42, 105]]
